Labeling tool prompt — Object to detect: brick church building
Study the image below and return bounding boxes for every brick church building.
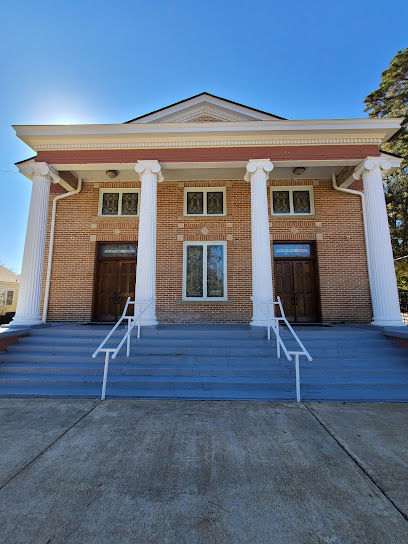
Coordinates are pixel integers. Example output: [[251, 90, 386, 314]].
[[10, 93, 405, 328]]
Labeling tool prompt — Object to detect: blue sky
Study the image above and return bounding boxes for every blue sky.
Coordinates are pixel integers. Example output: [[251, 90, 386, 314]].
[[0, 0, 407, 272]]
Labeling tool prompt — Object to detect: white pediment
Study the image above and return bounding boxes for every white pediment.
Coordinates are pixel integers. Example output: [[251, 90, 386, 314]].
[[127, 93, 284, 123]]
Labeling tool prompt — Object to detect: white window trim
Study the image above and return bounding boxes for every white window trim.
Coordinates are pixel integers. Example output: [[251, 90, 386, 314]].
[[98, 188, 140, 217], [184, 187, 227, 216], [183, 241, 228, 301], [270, 186, 315, 216], [0, 290, 13, 306]]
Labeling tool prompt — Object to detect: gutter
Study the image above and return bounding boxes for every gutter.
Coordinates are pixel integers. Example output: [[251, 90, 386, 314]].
[[331, 172, 372, 290], [42, 177, 83, 323]]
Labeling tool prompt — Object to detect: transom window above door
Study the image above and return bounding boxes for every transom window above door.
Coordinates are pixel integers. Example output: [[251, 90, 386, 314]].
[[270, 186, 314, 215], [98, 189, 140, 217], [184, 187, 226, 216], [183, 241, 227, 301]]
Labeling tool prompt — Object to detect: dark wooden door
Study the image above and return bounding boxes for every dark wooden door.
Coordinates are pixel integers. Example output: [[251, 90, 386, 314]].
[[293, 260, 318, 323], [274, 260, 318, 323], [274, 261, 296, 321], [95, 259, 136, 321]]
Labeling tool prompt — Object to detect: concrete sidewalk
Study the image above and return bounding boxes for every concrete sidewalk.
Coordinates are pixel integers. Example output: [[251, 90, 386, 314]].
[[0, 400, 407, 544]]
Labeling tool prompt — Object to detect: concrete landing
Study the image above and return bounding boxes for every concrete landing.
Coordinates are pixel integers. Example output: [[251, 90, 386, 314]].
[[1, 399, 408, 543]]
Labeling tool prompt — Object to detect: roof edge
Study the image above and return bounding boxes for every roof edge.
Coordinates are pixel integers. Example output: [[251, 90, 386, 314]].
[[124, 92, 287, 123]]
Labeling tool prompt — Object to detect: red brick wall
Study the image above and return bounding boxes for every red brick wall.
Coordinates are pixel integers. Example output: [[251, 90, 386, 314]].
[[43, 178, 372, 324]]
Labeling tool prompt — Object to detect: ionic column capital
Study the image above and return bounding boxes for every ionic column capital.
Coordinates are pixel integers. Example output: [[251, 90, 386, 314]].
[[353, 157, 391, 180], [244, 159, 274, 181], [135, 160, 164, 182], [18, 162, 60, 184]]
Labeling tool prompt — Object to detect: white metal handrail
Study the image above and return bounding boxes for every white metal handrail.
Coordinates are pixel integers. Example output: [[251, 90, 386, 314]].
[[251, 296, 312, 402], [92, 298, 155, 400]]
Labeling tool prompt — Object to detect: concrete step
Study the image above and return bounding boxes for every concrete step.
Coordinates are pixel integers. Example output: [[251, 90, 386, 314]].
[[5, 343, 403, 358], [1, 351, 407, 366], [17, 336, 394, 350]]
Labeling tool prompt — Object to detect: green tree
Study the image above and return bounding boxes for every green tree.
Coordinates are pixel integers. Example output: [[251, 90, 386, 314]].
[[364, 48, 408, 289]]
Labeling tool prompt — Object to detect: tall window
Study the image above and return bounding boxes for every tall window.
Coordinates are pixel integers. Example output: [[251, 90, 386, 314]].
[[270, 186, 314, 215], [184, 188, 226, 216], [98, 189, 140, 217], [183, 242, 227, 301]]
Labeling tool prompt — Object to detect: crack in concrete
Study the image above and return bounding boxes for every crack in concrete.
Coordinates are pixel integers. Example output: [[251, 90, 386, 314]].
[[302, 402, 408, 523], [0, 400, 102, 492]]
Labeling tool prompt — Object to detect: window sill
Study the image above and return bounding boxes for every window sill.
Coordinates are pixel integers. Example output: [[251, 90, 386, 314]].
[[176, 300, 234, 305], [178, 215, 232, 221], [270, 214, 321, 220], [91, 216, 139, 222]]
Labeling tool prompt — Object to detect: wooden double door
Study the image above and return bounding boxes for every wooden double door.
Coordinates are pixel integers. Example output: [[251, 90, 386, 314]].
[[94, 259, 136, 321], [274, 260, 319, 323]]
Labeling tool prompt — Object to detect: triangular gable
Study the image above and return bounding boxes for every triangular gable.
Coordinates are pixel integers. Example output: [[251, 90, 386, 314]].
[[125, 93, 286, 123]]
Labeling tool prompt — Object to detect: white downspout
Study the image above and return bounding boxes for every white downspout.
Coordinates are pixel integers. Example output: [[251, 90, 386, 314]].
[[331, 172, 372, 289], [42, 178, 83, 322]]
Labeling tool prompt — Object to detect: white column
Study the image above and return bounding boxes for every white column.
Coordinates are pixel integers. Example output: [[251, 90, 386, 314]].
[[134, 160, 163, 326], [245, 159, 274, 326], [11, 164, 60, 327], [353, 158, 404, 327]]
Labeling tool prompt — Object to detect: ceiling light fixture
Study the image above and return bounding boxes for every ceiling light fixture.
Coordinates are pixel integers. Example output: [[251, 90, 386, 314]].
[[293, 167, 306, 176], [106, 170, 118, 178]]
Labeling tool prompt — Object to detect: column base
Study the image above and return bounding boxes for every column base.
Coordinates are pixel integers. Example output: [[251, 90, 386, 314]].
[[250, 319, 269, 328], [138, 317, 159, 327], [371, 317, 406, 327], [9, 315, 44, 328]]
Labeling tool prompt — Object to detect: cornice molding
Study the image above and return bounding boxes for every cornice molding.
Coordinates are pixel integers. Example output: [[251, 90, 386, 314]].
[[31, 137, 384, 151]]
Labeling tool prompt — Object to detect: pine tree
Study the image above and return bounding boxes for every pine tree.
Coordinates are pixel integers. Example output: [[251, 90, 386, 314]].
[[364, 48, 408, 289]]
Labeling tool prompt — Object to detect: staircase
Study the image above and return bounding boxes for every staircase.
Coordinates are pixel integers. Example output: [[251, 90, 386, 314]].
[[0, 324, 407, 401]]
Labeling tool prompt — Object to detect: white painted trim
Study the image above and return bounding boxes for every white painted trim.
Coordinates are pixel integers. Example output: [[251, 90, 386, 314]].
[[31, 137, 385, 151], [270, 186, 315, 216], [183, 187, 227, 216], [98, 188, 140, 217], [182, 241, 228, 301], [129, 94, 279, 123]]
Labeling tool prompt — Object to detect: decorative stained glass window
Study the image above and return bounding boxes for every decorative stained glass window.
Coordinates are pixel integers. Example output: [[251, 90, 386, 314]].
[[187, 192, 204, 214], [184, 242, 227, 300], [186, 245, 203, 297], [293, 191, 311, 214], [102, 192, 119, 215], [272, 191, 290, 214], [271, 187, 314, 215], [207, 192, 224, 214], [185, 188, 226, 215], [99, 189, 140, 216], [207, 245, 224, 297], [122, 193, 138, 215]]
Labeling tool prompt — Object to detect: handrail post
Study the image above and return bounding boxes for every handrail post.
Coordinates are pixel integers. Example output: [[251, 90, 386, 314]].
[[276, 320, 280, 359], [101, 350, 112, 400], [295, 353, 301, 402], [127, 318, 131, 357]]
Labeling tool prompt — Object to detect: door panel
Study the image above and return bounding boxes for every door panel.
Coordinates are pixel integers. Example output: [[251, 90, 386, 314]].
[[293, 261, 318, 323], [274, 260, 296, 321], [95, 259, 136, 321], [274, 259, 318, 323], [95, 261, 119, 321], [118, 261, 137, 317]]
